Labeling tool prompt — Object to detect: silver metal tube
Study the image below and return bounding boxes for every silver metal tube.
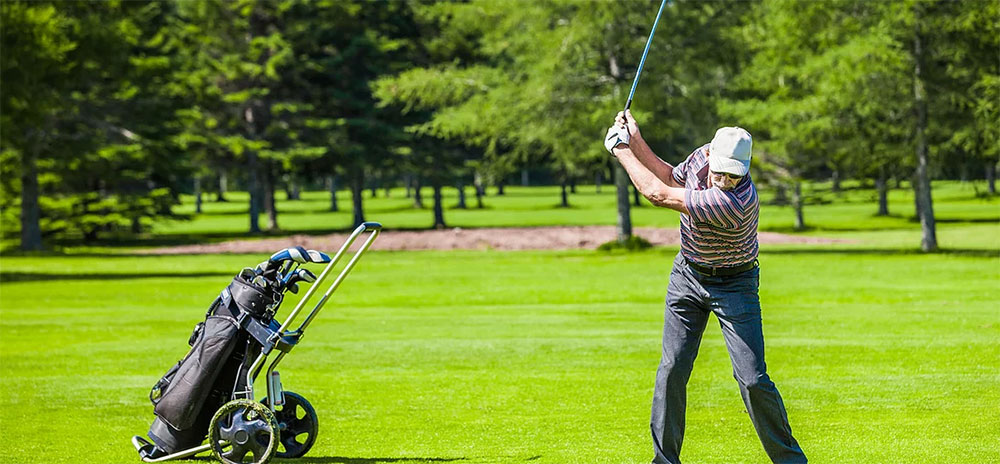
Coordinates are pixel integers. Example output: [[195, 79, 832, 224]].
[[295, 228, 380, 333], [277, 223, 369, 334], [264, 352, 286, 410], [140, 443, 213, 463], [244, 352, 268, 400]]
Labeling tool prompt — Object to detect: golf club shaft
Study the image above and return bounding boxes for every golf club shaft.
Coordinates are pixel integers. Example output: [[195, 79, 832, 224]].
[[624, 0, 668, 115]]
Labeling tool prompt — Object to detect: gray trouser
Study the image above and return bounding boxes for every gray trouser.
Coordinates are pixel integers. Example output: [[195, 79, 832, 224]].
[[651, 253, 806, 464]]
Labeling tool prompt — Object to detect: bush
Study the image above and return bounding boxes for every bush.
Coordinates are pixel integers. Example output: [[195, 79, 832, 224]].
[[597, 235, 653, 252]]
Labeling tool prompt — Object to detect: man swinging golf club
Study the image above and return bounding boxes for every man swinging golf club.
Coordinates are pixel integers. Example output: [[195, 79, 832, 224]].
[[604, 113, 807, 464]]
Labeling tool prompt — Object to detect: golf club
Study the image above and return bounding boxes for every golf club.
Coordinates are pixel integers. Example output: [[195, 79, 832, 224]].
[[623, 0, 668, 123]]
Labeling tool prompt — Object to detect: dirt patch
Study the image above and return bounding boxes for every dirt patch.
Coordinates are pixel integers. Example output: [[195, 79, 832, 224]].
[[138, 226, 849, 255]]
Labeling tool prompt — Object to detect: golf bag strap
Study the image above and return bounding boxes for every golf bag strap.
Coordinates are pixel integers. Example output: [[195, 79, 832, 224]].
[[241, 316, 276, 356]]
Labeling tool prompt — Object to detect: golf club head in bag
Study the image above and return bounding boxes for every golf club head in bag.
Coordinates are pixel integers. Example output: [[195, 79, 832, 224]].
[[269, 247, 331, 266], [283, 269, 316, 294]]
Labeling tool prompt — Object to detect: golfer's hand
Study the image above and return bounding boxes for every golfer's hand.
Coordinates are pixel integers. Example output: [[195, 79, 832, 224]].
[[615, 110, 641, 139], [604, 125, 629, 155]]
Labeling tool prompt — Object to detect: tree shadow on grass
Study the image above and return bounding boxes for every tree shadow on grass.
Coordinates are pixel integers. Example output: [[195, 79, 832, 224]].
[[760, 247, 999, 258], [0, 271, 233, 283], [762, 217, 998, 234], [283, 457, 468, 464]]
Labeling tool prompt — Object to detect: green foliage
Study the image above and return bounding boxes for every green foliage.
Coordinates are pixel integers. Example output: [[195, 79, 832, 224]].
[[2, 0, 996, 248], [597, 235, 653, 252], [1, 1, 190, 245]]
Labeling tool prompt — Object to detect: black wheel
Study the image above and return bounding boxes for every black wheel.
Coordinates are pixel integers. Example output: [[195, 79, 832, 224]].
[[209, 399, 279, 464], [260, 391, 318, 458]]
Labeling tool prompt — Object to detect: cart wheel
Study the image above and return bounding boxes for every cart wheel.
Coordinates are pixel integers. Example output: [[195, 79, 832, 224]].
[[209, 399, 279, 464], [261, 391, 319, 458]]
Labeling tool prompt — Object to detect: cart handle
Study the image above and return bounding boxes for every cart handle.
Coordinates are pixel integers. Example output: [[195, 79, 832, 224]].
[[276, 222, 381, 335]]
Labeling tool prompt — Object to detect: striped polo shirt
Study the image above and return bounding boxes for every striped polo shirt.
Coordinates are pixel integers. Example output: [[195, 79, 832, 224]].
[[671, 144, 759, 267]]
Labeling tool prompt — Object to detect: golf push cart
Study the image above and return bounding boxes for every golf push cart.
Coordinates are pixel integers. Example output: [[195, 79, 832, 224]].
[[132, 222, 382, 464]]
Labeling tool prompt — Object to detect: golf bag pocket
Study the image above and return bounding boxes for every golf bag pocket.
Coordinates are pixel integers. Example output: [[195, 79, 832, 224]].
[[187, 321, 204, 346], [224, 276, 275, 319], [149, 322, 205, 405], [149, 361, 179, 406], [153, 316, 240, 431]]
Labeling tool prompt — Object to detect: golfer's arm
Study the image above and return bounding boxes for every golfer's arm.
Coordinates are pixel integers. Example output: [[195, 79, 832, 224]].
[[629, 135, 683, 188], [613, 148, 688, 214]]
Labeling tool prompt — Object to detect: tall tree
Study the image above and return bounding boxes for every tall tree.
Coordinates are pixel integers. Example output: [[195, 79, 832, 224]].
[[376, 0, 747, 238], [2, 1, 187, 248]]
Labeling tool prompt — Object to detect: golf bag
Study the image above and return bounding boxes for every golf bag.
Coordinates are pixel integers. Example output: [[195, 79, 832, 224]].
[[145, 275, 277, 454], [132, 224, 382, 464]]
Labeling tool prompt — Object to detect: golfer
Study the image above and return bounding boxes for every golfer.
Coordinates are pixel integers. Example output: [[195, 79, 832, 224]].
[[604, 110, 807, 464]]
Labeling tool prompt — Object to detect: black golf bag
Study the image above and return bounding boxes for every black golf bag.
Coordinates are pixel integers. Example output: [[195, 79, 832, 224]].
[[133, 225, 382, 464], [145, 274, 278, 454]]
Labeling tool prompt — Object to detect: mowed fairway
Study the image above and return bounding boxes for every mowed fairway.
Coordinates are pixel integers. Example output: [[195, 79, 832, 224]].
[[1, 245, 998, 463]]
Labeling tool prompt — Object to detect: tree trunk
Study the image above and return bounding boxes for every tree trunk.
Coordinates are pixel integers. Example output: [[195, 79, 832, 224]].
[[773, 184, 788, 205], [614, 164, 632, 242], [351, 172, 365, 226], [560, 178, 570, 208], [474, 172, 485, 208], [327, 175, 339, 212], [194, 176, 203, 214], [19, 141, 42, 251], [264, 166, 278, 231], [432, 182, 446, 229], [405, 173, 412, 198], [218, 170, 228, 202], [912, 14, 937, 252], [286, 175, 300, 200], [497, 181, 505, 195], [609, 49, 632, 243], [247, 151, 261, 234], [521, 169, 529, 186], [569, 176, 576, 194], [792, 181, 805, 231], [595, 171, 602, 194], [633, 184, 642, 206], [457, 182, 467, 209], [831, 170, 841, 193], [245, 11, 269, 234], [413, 177, 424, 208], [987, 161, 996, 194], [876, 167, 889, 216]]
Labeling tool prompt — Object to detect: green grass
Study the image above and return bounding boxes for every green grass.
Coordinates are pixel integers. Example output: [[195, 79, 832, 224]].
[[1, 182, 998, 463], [2, 246, 999, 463], [142, 180, 999, 247]]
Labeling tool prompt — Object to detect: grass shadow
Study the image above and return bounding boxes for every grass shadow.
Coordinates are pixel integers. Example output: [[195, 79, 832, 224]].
[[760, 247, 999, 258], [0, 271, 233, 283], [926, 217, 1000, 224], [283, 457, 468, 464]]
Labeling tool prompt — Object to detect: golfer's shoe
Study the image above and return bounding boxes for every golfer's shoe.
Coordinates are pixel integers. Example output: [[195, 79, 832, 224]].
[[605, 125, 630, 154]]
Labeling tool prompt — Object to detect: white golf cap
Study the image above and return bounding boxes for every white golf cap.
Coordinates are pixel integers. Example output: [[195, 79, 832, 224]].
[[708, 127, 752, 176]]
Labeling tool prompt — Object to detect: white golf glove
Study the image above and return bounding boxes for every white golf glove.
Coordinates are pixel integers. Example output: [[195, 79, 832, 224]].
[[604, 125, 630, 154]]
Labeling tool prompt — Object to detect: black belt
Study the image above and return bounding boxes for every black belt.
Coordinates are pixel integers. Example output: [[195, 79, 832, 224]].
[[685, 258, 759, 276]]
